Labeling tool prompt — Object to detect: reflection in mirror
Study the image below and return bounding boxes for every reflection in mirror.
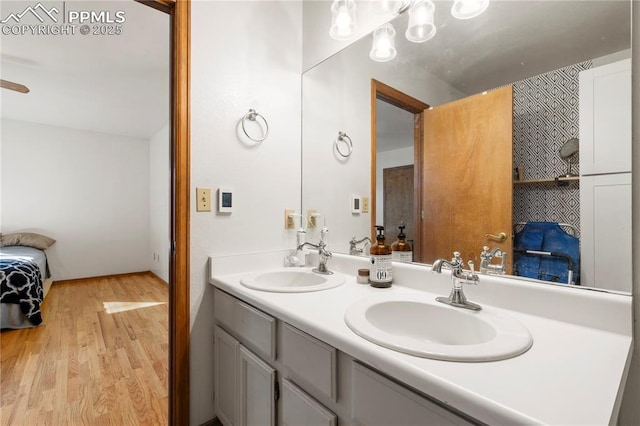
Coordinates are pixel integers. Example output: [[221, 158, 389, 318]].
[[301, 1, 631, 293]]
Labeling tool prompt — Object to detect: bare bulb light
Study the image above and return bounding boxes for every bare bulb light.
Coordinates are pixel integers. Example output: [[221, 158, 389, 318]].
[[406, 0, 436, 43], [369, 23, 397, 62], [330, 0, 357, 40]]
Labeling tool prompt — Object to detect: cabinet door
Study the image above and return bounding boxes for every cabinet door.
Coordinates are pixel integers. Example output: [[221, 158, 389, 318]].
[[580, 173, 632, 291], [579, 58, 631, 175], [238, 346, 276, 426], [280, 379, 337, 426], [215, 326, 240, 426], [352, 362, 474, 426]]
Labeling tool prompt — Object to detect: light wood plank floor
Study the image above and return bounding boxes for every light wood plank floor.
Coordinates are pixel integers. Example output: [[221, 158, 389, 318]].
[[1, 272, 169, 425]]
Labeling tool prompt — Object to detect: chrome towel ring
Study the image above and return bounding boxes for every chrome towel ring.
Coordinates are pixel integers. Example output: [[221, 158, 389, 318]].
[[241, 109, 269, 142], [334, 131, 353, 158]]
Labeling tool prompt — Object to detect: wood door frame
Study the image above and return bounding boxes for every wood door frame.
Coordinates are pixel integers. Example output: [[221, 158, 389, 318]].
[[371, 79, 429, 261], [136, 0, 190, 424]]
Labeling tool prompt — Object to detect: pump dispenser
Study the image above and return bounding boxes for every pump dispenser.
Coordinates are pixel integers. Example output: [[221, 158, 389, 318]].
[[369, 225, 393, 288], [391, 223, 413, 263]]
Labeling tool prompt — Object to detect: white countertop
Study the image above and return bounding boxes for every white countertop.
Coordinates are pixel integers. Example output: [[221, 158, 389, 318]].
[[209, 251, 633, 425]]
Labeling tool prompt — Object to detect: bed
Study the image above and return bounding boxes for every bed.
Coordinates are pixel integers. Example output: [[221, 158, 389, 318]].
[[0, 233, 55, 329]]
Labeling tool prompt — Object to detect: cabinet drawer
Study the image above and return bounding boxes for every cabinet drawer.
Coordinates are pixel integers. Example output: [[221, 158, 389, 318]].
[[214, 288, 236, 331], [281, 379, 337, 426], [236, 300, 276, 360], [352, 362, 474, 426], [280, 323, 337, 402], [214, 289, 276, 360]]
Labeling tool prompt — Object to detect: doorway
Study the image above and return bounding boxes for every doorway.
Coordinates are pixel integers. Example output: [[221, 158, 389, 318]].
[[371, 79, 429, 261]]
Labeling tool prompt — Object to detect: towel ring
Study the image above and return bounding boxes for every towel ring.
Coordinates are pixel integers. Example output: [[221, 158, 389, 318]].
[[334, 131, 353, 158], [241, 109, 269, 142]]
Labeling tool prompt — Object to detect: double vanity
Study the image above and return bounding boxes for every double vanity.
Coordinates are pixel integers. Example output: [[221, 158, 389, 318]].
[[209, 251, 632, 425]]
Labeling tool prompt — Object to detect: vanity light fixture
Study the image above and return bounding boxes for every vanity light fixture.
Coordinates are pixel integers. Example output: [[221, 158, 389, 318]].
[[369, 23, 397, 62], [405, 0, 436, 43], [330, 0, 358, 40], [369, 0, 406, 15], [451, 0, 490, 20]]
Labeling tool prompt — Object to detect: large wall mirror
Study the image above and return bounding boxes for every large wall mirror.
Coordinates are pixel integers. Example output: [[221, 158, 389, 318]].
[[301, 0, 632, 293]]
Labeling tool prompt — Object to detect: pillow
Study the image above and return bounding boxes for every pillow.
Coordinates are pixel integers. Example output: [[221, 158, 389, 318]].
[[0, 232, 56, 250]]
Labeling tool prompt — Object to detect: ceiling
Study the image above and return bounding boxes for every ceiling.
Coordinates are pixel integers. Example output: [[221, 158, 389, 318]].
[[0, 1, 169, 139], [1, 1, 629, 141], [373, 0, 631, 149]]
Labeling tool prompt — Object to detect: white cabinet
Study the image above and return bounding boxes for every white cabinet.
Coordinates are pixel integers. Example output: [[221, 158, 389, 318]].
[[579, 58, 631, 175], [214, 288, 477, 425], [214, 326, 277, 426], [579, 58, 632, 292], [239, 346, 276, 426], [214, 326, 239, 426], [279, 323, 337, 403], [280, 379, 337, 426], [351, 362, 473, 426], [580, 173, 632, 292]]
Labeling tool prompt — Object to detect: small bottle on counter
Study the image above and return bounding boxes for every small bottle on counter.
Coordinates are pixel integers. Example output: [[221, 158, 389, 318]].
[[369, 226, 393, 288], [356, 268, 369, 284], [391, 223, 413, 263]]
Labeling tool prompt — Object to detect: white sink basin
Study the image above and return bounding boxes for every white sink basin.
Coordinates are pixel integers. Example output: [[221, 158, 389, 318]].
[[241, 268, 346, 293], [344, 293, 533, 362]]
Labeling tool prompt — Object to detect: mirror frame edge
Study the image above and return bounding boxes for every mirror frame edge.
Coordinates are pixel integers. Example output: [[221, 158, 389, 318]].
[[371, 79, 429, 261]]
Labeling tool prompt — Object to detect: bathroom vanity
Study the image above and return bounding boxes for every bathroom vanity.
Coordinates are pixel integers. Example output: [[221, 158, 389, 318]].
[[209, 251, 632, 425]]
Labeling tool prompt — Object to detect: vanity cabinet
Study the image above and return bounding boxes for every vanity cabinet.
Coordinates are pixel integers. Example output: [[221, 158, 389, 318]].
[[214, 289, 337, 426], [214, 326, 277, 426], [213, 288, 477, 426], [352, 362, 473, 426]]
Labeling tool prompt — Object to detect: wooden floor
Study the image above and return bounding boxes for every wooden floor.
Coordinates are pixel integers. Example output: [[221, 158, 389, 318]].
[[1, 272, 169, 425]]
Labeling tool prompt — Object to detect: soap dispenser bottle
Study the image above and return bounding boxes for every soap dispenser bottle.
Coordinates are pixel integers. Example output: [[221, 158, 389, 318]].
[[391, 223, 413, 263], [369, 225, 393, 288]]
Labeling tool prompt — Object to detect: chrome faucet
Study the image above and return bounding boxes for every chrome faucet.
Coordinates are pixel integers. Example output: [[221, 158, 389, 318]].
[[431, 252, 481, 311], [480, 246, 507, 275], [297, 240, 333, 275], [349, 236, 372, 256]]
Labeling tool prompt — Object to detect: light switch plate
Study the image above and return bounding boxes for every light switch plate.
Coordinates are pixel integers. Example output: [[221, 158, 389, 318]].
[[196, 188, 212, 212]]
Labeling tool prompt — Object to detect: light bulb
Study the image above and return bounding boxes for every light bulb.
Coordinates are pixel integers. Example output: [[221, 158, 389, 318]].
[[330, 0, 357, 40], [369, 0, 405, 15], [406, 0, 436, 43], [369, 23, 397, 62], [451, 0, 490, 20]]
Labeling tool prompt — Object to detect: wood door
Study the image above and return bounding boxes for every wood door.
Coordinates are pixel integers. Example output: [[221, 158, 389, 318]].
[[384, 165, 415, 245], [421, 85, 513, 270]]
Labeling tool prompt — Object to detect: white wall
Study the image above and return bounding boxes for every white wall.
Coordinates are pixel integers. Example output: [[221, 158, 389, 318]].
[[1, 119, 151, 280], [190, 1, 303, 424], [301, 31, 466, 254], [149, 124, 170, 283]]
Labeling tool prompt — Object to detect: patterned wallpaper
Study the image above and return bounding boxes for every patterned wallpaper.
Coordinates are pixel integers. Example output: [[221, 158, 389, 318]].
[[512, 61, 592, 236]]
